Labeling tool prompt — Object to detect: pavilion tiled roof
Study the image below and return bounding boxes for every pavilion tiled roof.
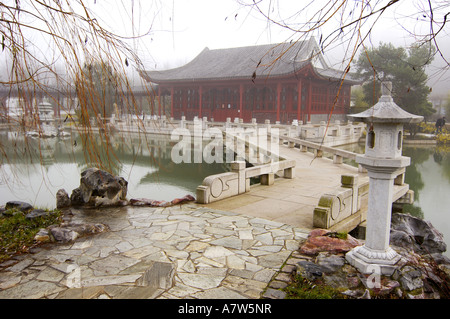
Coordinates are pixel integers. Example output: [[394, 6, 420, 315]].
[[142, 38, 359, 84]]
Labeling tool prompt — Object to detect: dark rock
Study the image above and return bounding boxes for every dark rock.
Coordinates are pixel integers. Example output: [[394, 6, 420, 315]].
[[5, 201, 33, 212], [67, 222, 110, 236], [56, 189, 71, 208], [316, 253, 345, 272], [342, 289, 365, 298], [70, 187, 84, 206], [391, 213, 447, 255], [47, 222, 109, 243], [296, 260, 331, 281], [25, 209, 52, 220], [49, 227, 79, 243], [426, 253, 450, 265], [396, 265, 423, 291], [34, 228, 51, 242], [70, 168, 128, 207], [129, 194, 195, 207]]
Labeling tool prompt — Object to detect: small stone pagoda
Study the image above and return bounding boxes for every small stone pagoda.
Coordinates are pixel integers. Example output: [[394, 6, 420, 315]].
[[345, 82, 423, 275]]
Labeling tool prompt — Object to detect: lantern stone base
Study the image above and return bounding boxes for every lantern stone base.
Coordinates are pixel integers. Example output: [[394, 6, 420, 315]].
[[345, 245, 402, 276]]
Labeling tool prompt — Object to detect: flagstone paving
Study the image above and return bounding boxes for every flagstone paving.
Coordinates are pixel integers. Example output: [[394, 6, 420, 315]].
[[0, 203, 310, 299]]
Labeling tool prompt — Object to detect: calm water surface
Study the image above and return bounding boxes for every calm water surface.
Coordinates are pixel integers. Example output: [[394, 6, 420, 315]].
[[0, 130, 228, 208]]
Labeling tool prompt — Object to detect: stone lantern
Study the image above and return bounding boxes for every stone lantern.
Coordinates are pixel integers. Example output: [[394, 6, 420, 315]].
[[345, 82, 423, 275]]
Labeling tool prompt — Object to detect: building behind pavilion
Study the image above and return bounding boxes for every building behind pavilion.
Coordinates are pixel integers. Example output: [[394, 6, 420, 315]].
[[140, 37, 360, 124]]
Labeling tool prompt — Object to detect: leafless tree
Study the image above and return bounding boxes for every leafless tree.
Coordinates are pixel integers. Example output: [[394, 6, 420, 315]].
[[1, 0, 159, 172], [238, 0, 449, 83]]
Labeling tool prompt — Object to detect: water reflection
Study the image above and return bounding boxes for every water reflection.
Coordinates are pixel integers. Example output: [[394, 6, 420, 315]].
[[0, 130, 228, 208]]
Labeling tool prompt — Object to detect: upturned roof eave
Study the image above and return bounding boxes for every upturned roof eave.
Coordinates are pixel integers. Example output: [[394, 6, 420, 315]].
[[348, 98, 424, 124], [145, 64, 357, 86]]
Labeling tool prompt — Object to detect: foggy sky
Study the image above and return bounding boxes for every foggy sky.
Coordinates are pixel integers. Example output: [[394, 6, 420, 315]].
[[78, 0, 450, 96], [1, 0, 449, 96]]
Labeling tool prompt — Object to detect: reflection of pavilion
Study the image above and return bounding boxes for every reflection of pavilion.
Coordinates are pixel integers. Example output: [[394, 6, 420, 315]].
[[3, 130, 227, 175], [26, 100, 71, 138], [38, 100, 54, 125]]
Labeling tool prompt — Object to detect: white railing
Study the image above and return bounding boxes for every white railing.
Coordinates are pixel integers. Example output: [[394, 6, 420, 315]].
[[196, 129, 296, 204]]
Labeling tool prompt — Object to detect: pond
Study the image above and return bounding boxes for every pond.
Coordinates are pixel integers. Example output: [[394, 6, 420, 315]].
[[340, 142, 450, 257], [0, 130, 228, 208]]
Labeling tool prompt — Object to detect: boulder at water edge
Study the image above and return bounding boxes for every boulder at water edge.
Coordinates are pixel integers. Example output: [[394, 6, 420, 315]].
[[70, 168, 128, 207], [56, 189, 71, 209], [390, 213, 447, 255]]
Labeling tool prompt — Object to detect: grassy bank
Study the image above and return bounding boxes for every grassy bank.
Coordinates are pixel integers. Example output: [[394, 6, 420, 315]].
[[0, 208, 62, 263]]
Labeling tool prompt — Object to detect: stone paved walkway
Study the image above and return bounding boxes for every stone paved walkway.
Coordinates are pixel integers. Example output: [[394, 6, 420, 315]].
[[0, 203, 309, 299]]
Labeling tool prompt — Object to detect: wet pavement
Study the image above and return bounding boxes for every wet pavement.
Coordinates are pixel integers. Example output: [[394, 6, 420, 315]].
[[0, 203, 309, 299]]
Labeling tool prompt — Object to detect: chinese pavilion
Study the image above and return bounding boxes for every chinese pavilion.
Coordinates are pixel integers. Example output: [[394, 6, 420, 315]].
[[141, 37, 359, 124]]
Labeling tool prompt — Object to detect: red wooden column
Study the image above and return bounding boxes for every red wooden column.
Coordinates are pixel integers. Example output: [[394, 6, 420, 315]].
[[170, 87, 174, 118], [326, 86, 330, 115], [199, 86, 203, 118], [239, 84, 243, 120], [276, 83, 281, 122], [297, 80, 302, 121], [307, 80, 312, 122], [158, 86, 161, 117]]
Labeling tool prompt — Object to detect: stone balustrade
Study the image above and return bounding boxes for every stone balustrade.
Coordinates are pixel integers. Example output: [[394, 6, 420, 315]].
[[296, 120, 365, 146], [313, 174, 369, 232], [196, 157, 296, 204], [196, 129, 296, 204]]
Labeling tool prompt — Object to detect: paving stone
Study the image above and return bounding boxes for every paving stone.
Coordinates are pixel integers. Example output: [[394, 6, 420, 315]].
[[262, 288, 286, 299], [0, 279, 65, 299], [274, 272, 292, 282], [253, 268, 277, 283], [281, 264, 296, 273], [0, 272, 21, 290], [257, 250, 291, 269], [191, 286, 247, 299], [103, 286, 163, 299], [195, 256, 225, 268], [55, 286, 105, 299], [269, 280, 289, 289], [222, 275, 268, 293], [203, 246, 234, 258], [166, 282, 201, 298], [6, 259, 34, 273], [238, 229, 254, 240], [122, 245, 161, 259], [136, 261, 175, 289], [255, 232, 274, 245], [90, 255, 141, 276], [177, 259, 196, 273], [36, 266, 65, 282], [0, 204, 302, 299], [80, 274, 142, 287], [210, 236, 243, 250], [177, 273, 225, 290], [226, 255, 246, 269], [184, 240, 210, 252]]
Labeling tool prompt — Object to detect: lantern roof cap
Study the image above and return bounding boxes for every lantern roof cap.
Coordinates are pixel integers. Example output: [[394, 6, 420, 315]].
[[348, 82, 423, 124]]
